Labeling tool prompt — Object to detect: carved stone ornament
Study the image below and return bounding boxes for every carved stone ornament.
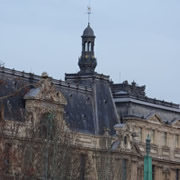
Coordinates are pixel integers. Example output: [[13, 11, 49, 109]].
[[112, 124, 134, 151], [24, 73, 67, 105], [146, 113, 164, 125]]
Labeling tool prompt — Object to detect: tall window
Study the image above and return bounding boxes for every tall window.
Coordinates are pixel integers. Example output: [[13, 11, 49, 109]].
[[80, 154, 86, 180], [85, 42, 88, 52], [138, 127, 142, 142], [175, 135, 179, 148], [39, 113, 55, 140], [162, 132, 167, 146], [3, 143, 11, 174], [88, 42, 92, 52], [122, 159, 127, 180], [150, 130, 155, 144], [152, 165, 155, 180], [0, 102, 4, 121], [124, 136, 127, 146], [176, 169, 179, 180]]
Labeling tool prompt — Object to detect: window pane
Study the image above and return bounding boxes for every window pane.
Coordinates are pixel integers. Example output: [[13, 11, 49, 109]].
[[122, 159, 127, 180], [80, 154, 86, 180], [150, 130, 155, 144], [152, 165, 155, 180], [176, 169, 179, 180]]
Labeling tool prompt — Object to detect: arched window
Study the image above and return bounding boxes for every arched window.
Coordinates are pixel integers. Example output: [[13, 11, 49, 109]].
[[124, 136, 127, 145], [39, 113, 55, 140], [88, 42, 92, 52], [85, 42, 88, 52]]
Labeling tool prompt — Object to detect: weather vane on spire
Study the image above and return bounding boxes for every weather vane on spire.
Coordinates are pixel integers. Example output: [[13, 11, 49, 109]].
[[87, 0, 92, 24]]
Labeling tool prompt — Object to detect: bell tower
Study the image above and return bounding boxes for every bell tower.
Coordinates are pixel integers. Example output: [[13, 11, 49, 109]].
[[78, 23, 97, 74], [78, 5, 97, 74]]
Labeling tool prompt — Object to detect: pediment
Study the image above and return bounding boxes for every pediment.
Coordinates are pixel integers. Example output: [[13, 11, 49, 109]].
[[147, 114, 164, 125], [24, 74, 67, 105], [171, 119, 180, 128], [111, 139, 142, 156]]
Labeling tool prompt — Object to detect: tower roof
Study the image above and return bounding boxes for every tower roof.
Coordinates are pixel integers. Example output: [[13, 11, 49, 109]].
[[82, 23, 95, 37]]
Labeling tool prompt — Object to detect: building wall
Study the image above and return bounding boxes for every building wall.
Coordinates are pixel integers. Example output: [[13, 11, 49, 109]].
[[124, 116, 180, 180], [0, 69, 180, 180]]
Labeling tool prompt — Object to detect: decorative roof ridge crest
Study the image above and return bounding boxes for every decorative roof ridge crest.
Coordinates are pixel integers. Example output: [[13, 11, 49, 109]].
[[0, 66, 92, 92]]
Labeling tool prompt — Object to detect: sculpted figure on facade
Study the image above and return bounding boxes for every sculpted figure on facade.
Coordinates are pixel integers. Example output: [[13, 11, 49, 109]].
[[112, 123, 136, 151]]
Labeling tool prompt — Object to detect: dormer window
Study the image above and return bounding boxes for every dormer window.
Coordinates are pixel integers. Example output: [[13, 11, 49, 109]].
[[39, 113, 55, 140]]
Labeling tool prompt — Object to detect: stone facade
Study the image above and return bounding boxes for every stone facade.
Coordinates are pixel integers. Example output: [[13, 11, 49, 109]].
[[0, 23, 180, 180]]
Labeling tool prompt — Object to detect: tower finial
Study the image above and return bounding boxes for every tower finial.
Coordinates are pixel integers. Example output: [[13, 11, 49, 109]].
[[87, 0, 91, 24]]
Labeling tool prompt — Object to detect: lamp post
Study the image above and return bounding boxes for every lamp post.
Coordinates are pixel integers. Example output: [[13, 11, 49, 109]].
[[144, 135, 152, 180]]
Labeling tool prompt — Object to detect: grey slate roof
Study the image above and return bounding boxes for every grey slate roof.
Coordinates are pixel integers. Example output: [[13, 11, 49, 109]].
[[1, 66, 180, 134], [0, 67, 119, 135], [65, 72, 120, 134], [112, 81, 180, 123]]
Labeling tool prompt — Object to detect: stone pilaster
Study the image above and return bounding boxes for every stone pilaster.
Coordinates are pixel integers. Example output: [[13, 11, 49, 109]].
[[170, 169, 176, 180], [130, 159, 138, 180], [155, 166, 162, 180]]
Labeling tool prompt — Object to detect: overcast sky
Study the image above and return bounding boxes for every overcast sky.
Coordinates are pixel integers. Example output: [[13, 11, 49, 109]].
[[0, 0, 180, 103]]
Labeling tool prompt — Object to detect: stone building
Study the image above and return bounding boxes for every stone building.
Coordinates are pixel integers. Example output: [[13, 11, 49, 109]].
[[0, 23, 180, 180]]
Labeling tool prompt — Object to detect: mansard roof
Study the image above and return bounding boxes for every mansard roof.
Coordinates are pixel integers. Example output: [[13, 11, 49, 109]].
[[1, 66, 180, 132], [112, 80, 180, 123], [0, 66, 119, 135]]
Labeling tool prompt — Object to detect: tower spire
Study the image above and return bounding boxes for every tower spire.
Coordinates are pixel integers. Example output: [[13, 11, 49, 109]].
[[78, 3, 97, 74], [87, 4, 91, 25]]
